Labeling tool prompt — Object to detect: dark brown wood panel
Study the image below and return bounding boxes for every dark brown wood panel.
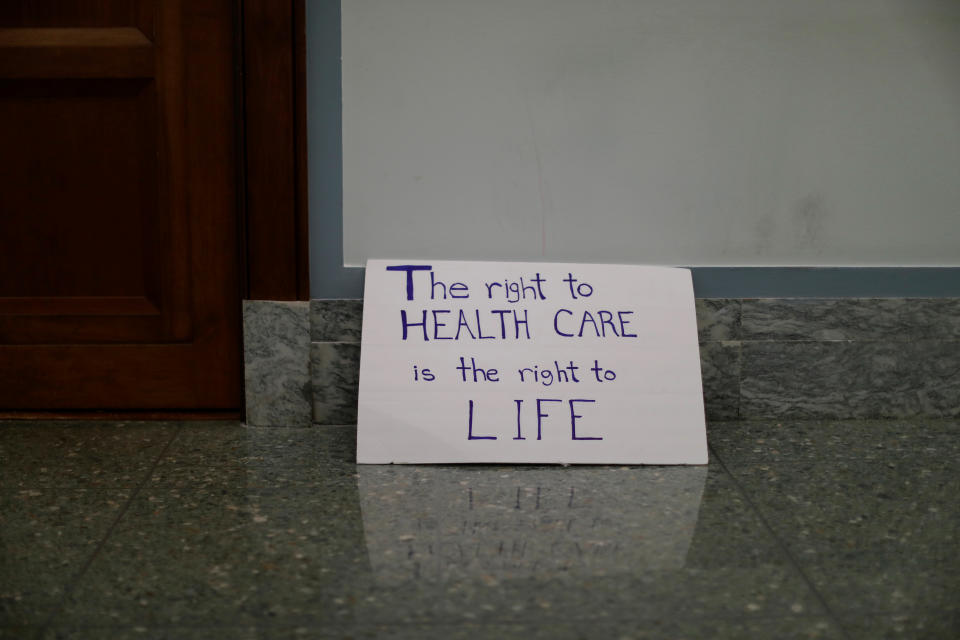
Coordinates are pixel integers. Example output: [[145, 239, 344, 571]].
[[243, 0, 309, 301], [0, 79, 155, 299], [0, 27, 153, 78], [0, 2, 154, 34], [0, 0, 242, 411]]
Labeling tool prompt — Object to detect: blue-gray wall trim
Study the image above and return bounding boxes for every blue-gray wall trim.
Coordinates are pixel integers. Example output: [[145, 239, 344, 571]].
[[307, 0, 960, 300], [689, 268, 960, 298]]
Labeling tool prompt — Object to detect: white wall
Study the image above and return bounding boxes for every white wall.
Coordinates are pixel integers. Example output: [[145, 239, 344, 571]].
[[341, 0, 960, 267]]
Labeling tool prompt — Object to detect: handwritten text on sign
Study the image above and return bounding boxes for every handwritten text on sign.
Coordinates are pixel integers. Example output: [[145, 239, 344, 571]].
[[357, 260, 707, 464]]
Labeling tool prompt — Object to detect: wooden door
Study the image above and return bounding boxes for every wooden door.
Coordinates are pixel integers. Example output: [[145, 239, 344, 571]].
[[0, 1, 242, 413]]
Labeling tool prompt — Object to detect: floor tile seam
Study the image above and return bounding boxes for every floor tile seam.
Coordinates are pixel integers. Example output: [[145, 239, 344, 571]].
[[241, 425, 327, 431], [706, 422, 960, 429], [705, 418, 960, 427], [701, 456, 890, 465], [707, 442, 854, 640], [831, 607, 960, 617], [708, 430, 960, 438], [152, 453, 955, 467], [218, 613, 849, 630], [736, 413, 960, 421], [35, 424, 184, 640], [143, 465, 358, 478], [714, 457, 959, 472], [1, 483, 157, 491], [136, 611, 850, 627], [320, 612, 848, 623], [147, 461, 351, 469], [156, 456, 356, 465], [738, 338, 960, 344], [141, 479, 343, 486], [735, 340, 743, 419]]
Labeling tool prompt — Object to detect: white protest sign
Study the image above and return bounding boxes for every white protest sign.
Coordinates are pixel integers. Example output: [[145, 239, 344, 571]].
[[357, 260, 707, 465]]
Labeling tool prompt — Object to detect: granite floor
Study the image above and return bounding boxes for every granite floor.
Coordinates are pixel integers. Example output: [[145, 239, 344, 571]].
[[0, 419, 957, 639]]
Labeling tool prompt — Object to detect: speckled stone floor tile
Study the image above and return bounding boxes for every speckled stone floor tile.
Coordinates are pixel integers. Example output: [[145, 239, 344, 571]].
[[53, 460, 824, 632], [54, 487, 311, 628], [0, 421, 177, 489], [4, 419, 956, 638], [234, 463, 820, 627], [147, 424, 356, 488], [709, 419, 960, 464], [0, 488, 130, 627], [839, 611, 960, 639], [723, 458, 959, 616]]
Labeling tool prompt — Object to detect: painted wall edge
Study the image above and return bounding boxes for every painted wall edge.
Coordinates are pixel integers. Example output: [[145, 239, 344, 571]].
[[311, 265, 960, 300]]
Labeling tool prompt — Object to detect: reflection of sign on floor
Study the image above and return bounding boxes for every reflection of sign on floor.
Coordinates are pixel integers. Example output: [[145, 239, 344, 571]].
[[357, 465, 707, 584], [358, 260, 708, 464]]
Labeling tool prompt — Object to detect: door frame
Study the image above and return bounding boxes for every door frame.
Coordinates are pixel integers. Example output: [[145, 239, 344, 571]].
[[242, 0, 310, 301]]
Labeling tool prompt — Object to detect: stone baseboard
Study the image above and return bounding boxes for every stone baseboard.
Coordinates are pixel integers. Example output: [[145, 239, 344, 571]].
[[243, 301, 311, 426], [244, 298, 960, 425]]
